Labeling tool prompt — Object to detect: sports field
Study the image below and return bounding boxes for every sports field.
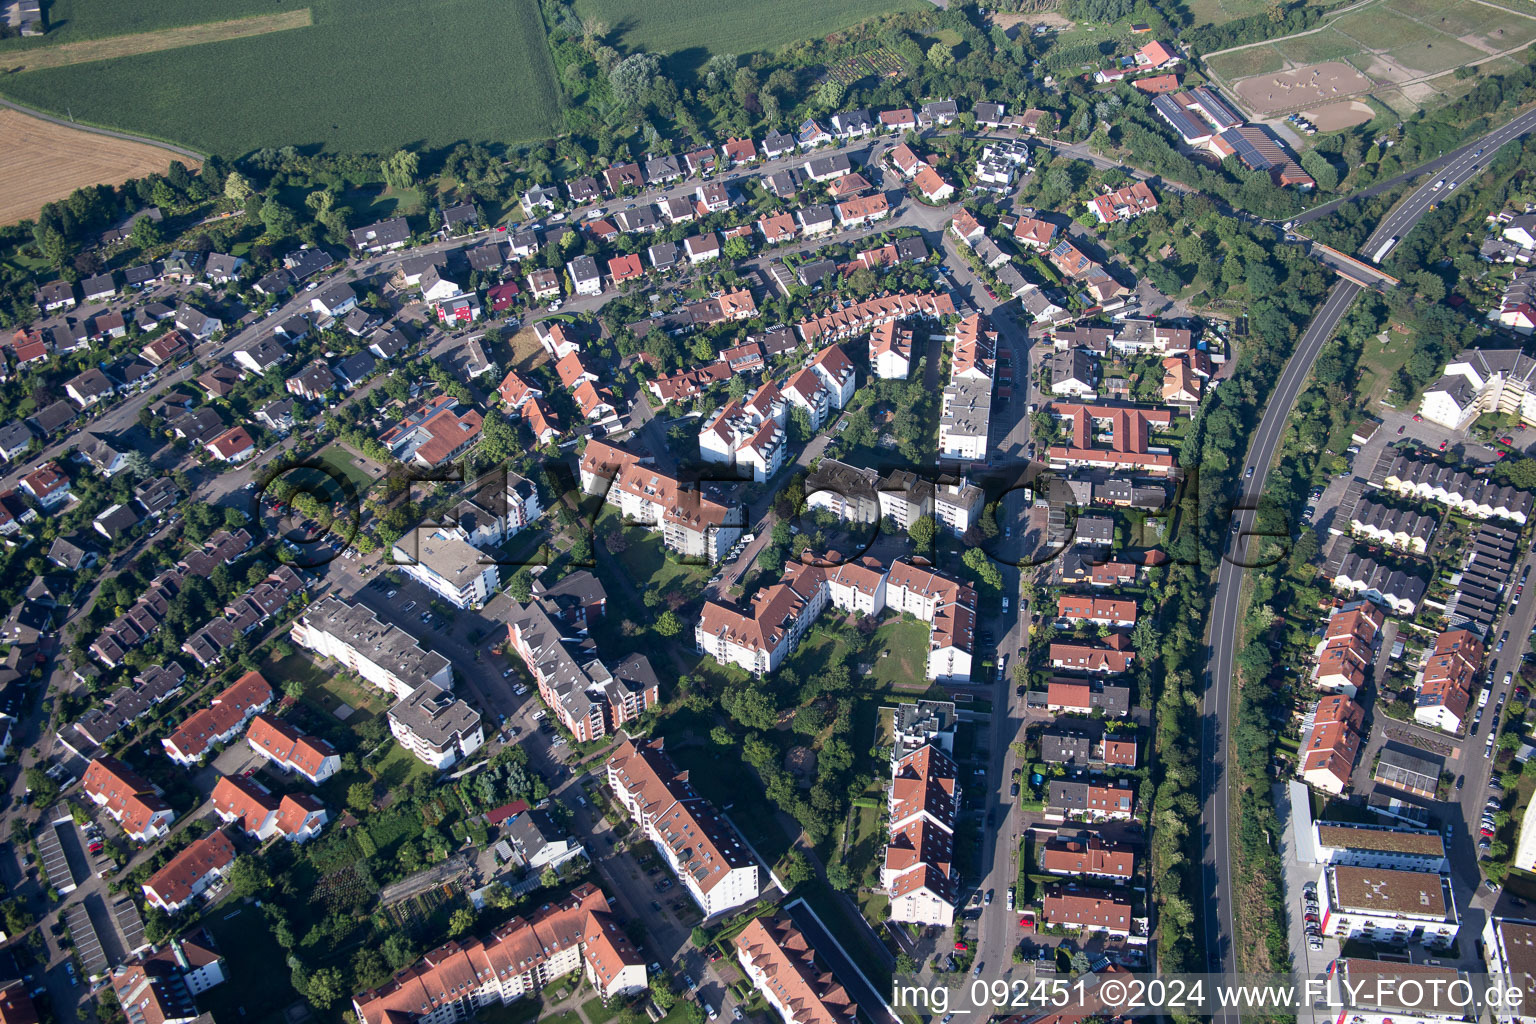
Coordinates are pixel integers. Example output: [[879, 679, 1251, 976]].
[[0, 0, 564, 154], [1206, 0, 1536, 116], [0, 107, 191, 224], [571, 0, 924, 61]]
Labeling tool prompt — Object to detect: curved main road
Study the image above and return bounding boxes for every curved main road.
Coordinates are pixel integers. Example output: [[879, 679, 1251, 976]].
[[1200, 107, 1536, 988]]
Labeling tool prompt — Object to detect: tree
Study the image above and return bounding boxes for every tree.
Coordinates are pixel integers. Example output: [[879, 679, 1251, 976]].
[[447, 908, 477, 937], [650, 976, 677, 1010], [779, 851, 813, 887], [382, 934, 416, 969], [304, 966, 346, 1010], [895, 953, 918, 975], [508, 568, 533, 603], [259, 197, 297, 238], [690, 926, 710, 948], [962, 546, 1002, 590], [826, 862, 853, 891], [353, 949, 389, 990], [655, 610, 683, 637], [225, 170, 254, 203], [381, 150, 420, 190], [130, 216, 161, 249], [227, 856, 271, 897], [610, 53, 660, 108], [347, 781, 374, 812], [908, 515, 936, 551], [722, 236, 750, 261], [927, 42, 955, 69]]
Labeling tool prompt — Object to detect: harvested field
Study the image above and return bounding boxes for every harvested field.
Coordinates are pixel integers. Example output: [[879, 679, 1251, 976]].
[[1303, 98, 1374, 129], [0, 9, 312, 72], [1233, 60, 1375, 115], [0, 107, 192, 224], [988, 11, 1074, 32]]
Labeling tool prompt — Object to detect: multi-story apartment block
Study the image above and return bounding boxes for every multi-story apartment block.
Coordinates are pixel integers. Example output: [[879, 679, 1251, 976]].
[[733, 916, 859, 1024], [507, 600, 659, 742], [142, 831, 237, 913], [388, 683, 484, 769], [210, 775, 328, 842], [352, 884, 646, 1024], [1317, 865, 1458, 950], [245, 715, 341, 784], [389, 529, 499, 609], [883, 745, 960, 926], [291, 597, 453, 701], [1418, 348, 1536, 430], [1312, 822, 1448, 873], [607, 737, 760, 918]]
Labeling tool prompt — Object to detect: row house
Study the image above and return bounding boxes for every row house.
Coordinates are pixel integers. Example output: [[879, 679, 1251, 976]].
[[608, 737, 760, 918], [1300, 694, 1365, 795], [1416, 629, 1483, 735], [142, 831, 237, 913], [1376, 453, 1532, 525], [1056, 595, 1136, 629], [1042, 888, 1134, 938], [796, 291, 955, 345], [162, 671, 275, 766], [65, 663, 185, 754], [1312, 601, 1383, 698], [1049, 634, 1135, 675], [1348, 497, 1437, 554], [210, 775, 327, 842], [1048, 779, 1136, 821], [179, 565, 304, 669], [1042, 835, 1135, 881], [82, 757, 175, 842], [1044, 679, 1131, 717]]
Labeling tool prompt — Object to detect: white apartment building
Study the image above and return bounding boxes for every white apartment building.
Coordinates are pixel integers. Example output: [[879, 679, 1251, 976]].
[[939, 380, 992, 461], [390, 529, 499, 609], [1312, 822, 1449, 873], [1482, 917, 1536, 1024], [290, 597, 453, 701], [388, 683, 484, 768], [1318, 865, 1459, 950], [607, 736, 761, 918], [1418, 348, 1536, 430]]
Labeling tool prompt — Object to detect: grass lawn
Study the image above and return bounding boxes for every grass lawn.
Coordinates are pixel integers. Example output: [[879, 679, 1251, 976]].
[[1357, 326, 1414, 408], [0, 0, 563, 154], [580, 997, 614, 1024], [475, 1001, 543, 1024], [597, 505, 711, 596], [844, 800, 885, 889], [570, 0, 925, 70], [1274, 28, 1363, 65], [196, 904, 297, 1024], [867, 616, 932, 690], [273, 651, 390, 721]]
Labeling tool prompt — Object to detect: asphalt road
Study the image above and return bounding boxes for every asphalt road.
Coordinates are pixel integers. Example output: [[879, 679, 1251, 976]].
[[1291, 106, 1536, 231], [1200, 107, 1536, 989]]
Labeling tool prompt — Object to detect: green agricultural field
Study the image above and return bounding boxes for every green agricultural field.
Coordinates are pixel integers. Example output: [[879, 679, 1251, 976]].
[[570, 0, 925, 62], [1273, 27, 1365, 65], [1204, 43, 1285, 80], [0, 0, 564, 154], [0, 0, 285, 51]]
